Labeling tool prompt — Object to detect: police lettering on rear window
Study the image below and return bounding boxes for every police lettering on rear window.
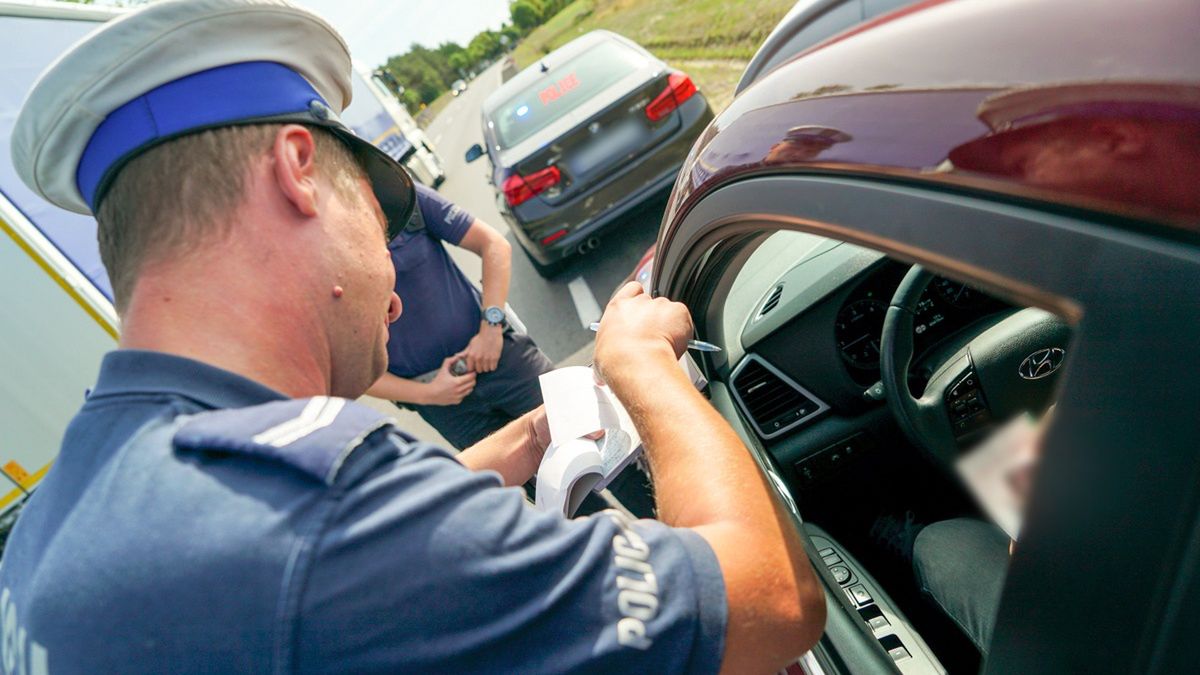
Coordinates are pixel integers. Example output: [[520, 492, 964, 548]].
[[539, 72, 581, 105]]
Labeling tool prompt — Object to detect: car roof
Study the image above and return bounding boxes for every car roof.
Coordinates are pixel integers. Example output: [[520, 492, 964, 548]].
[[482, 30, 652, 116], [736, 0, 851, 95], [668, 0, 1200, 234]]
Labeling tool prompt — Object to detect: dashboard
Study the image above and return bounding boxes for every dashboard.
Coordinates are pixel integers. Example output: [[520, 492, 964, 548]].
[[727, 240, 1012, 444], [833, 263, 1010, 386]]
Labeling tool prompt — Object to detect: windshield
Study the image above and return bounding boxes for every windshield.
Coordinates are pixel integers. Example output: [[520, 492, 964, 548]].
[[343, 70, 414, 162], [490, 39, 644, 149]]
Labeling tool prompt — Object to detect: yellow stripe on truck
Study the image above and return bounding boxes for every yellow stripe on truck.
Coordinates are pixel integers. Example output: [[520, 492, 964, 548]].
[[370, 124, 402, 146], [1, 211, 115, 502], [0, 214, 119, 340]]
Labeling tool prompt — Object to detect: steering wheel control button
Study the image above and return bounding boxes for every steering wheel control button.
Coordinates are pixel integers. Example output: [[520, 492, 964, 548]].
[[848, 584, 873, 606], [953, 409, 992, 435], [946, 368, 992, 443], [947, 371, 980, 401], [830, 565, 852, 585]]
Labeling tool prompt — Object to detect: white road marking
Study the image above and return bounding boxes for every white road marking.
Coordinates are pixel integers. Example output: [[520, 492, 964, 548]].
[[567, 276, 603, 329], [433, 134, 443, 145]]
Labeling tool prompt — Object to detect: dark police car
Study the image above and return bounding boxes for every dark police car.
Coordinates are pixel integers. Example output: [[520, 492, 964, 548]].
[[465, 30, 712, 277]]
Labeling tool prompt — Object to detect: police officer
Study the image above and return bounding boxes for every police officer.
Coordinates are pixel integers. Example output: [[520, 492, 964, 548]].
[[364, 183, 554, 451], [0, 2, 825, 673]]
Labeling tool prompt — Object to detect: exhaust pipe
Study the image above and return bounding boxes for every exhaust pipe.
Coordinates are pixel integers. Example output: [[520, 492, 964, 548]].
[[576, 237, 601, 255]]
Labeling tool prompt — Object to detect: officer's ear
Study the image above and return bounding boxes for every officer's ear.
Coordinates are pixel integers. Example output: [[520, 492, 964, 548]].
[[271, 124, 320, 218]]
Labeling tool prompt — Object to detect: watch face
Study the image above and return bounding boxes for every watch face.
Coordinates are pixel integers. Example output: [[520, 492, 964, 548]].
[[485, 307, 506, 324]]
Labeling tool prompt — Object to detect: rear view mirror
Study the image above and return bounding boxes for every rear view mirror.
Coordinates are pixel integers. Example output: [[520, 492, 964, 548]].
[[465, 144, 484, 163]]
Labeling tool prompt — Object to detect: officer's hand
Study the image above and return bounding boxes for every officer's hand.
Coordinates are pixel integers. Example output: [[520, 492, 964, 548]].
[[528, 405, 552, 454], [521, 406, 596, 465], [593, 282, 692, 386], [462, 325, 504, 373], [423, 356, 477, 406]]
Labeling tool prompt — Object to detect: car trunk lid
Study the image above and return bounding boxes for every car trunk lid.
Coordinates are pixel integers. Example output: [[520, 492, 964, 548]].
[[506, 66, 683, 205]]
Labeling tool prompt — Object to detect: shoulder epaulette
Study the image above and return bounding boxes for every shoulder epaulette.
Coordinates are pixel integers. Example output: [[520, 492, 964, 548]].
[[174, 397, 394, 485]]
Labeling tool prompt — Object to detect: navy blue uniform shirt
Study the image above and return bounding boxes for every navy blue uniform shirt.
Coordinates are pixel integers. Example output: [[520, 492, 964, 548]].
[[0, 350, 728, 673], [385, 185, 483, 378]]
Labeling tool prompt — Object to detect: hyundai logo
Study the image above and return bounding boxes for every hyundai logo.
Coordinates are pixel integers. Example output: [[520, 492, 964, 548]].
[[1019, 348, 1065, 380]]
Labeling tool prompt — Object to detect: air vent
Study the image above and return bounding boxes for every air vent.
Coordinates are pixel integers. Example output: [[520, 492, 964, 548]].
[[731, 355, 828, 439], [758, 285, 783, 318]]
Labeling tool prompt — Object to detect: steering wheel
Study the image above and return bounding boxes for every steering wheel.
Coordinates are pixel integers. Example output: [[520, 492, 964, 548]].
[[879, 265, 1070, 469]]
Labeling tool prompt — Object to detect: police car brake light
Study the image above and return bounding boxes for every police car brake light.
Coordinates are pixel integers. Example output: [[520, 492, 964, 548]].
[[645, 72, 696, 122], [503, 166, 561, 207]]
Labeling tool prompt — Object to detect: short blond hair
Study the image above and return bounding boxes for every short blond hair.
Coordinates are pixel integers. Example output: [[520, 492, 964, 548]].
[[96, 124, 364, 311]]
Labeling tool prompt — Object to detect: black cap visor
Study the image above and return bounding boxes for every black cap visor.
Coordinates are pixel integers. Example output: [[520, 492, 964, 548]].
[[322, 123, 416, 241]]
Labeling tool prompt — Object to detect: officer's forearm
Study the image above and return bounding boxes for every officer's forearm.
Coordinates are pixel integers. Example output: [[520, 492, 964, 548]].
[[607, 352, 766, 527], [365, 371, 430, 405], [457, 409, 543, 486], [606, 351, 826, 673], [477, 232, 512, 315]]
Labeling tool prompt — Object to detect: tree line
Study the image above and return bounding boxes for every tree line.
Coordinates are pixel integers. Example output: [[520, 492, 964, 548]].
[[377, 0, 573, 113]]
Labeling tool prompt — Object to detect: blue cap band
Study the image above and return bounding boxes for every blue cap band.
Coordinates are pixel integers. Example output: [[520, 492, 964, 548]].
[[76, 61, 328, 210]]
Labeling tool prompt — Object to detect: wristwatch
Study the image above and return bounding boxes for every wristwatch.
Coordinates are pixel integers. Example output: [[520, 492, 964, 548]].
[[483, 305, 507, 328]]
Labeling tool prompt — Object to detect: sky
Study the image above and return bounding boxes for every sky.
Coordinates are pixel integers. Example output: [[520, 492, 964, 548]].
[[291, 0, 514, 68], [83, 0, 514, 68]]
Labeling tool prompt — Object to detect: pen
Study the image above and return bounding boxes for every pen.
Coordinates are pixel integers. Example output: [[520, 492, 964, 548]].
[[587, 322, 722, 353]]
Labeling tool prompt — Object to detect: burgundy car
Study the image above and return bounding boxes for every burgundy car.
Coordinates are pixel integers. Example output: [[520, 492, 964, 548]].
[[646, 0, 1199, 672]]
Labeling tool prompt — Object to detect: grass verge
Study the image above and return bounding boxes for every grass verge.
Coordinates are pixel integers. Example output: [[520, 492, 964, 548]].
[[511, 0, 796, 112]]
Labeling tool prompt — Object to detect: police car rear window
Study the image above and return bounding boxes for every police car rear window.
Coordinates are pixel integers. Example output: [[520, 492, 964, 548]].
[[491, 40, 644, 149]]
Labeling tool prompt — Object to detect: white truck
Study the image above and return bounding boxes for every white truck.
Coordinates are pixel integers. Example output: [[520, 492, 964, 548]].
[[350, 64, 447, 188], [0, 2, 443, 535], [0, 2, 121, 533]]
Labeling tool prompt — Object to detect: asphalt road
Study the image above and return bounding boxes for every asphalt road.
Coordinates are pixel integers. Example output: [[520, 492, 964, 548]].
[[423, 60, 665, 364]]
